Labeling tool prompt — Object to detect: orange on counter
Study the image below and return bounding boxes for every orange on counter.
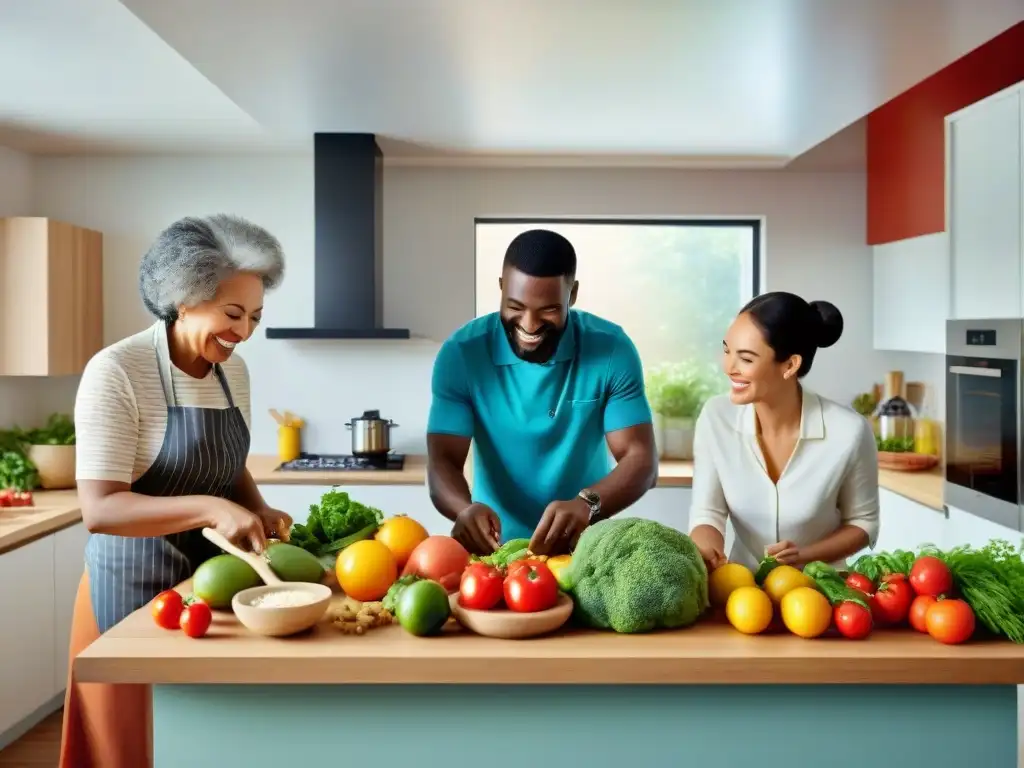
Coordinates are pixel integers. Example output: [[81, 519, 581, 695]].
[[780, 586, 832, 639], [336, 539, 398, 602], [375, 515, 429, 569]]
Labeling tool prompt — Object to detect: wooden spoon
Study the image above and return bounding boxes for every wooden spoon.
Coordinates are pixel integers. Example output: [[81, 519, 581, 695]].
[[268, 408, 285, 425], [202, 527, 281, 585]]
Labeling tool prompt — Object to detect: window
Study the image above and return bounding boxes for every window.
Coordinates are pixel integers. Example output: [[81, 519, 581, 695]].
[[474, 218, 761, 418]]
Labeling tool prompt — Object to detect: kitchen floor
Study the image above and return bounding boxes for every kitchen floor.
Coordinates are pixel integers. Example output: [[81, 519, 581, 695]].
[[0, 710, 61, 767]]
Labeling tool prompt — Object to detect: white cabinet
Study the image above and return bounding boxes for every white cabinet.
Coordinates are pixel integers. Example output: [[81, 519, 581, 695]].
[[0, 536, 56, 737], [872, 232, 949, 353], [947, 82, 1023, 320], [53, 523, 89, 695]]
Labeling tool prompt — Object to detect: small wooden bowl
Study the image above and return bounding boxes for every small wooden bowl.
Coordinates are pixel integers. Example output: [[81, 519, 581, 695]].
[[232, 583, 333, 637], [448, 592, 574, 639], [877, 451, 940, 472]]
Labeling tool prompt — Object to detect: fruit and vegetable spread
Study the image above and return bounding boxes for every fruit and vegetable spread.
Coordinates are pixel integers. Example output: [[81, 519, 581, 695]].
[[143, 483, 1024, 649]]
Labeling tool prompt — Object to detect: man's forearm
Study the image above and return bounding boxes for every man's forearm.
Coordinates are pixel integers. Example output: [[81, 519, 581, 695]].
[[427, 459, 473, 522], [588, 446, 657, 521], [231, 469, 267, 513]]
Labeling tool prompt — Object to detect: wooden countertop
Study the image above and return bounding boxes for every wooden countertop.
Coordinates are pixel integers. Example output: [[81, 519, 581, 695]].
[[0, 490, 82, 554], [75, 586, 1024, 686], [0, 460, 943, 554]]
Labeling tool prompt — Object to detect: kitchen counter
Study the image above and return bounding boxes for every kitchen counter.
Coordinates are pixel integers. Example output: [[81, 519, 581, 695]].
[[0, 489, 81, 554], [76, 587, 1022, 768], [878, 465, 943, 510]]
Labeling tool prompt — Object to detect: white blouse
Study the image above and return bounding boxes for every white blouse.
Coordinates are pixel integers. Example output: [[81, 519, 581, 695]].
[[688, 390, 880, 571]]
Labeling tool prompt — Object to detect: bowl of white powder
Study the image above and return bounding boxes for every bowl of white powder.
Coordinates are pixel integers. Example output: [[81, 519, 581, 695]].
[[232, 582, 333, 637]]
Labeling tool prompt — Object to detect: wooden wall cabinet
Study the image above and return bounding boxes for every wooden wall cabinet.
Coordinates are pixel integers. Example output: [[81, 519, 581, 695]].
[[0, 217, 103, 376]]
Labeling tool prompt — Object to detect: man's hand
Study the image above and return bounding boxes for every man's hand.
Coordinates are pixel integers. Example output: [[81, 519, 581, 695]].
[[530, 498, 590, 556], [765, 539, 801, 566], [255, 506, 293, 541], [453, 503, 501, 555]]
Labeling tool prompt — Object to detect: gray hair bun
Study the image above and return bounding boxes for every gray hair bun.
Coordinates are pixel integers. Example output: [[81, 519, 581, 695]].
[[810, 300, 843, 348], [139, 214, 285, 321]]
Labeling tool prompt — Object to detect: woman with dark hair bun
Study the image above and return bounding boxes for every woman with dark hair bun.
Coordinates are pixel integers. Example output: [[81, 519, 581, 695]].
[[688, 291, 879, 573]]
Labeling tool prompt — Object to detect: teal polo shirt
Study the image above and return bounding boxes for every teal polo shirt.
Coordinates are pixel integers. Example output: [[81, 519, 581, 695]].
[[427, 309, 652, 542]]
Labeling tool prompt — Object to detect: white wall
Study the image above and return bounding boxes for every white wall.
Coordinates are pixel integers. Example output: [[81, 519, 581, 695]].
[[28, 155, 880, 452]]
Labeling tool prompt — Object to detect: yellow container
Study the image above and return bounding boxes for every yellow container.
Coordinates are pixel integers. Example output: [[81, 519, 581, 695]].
[[277, 424, 302, 462], [914, 418, 940, 457]]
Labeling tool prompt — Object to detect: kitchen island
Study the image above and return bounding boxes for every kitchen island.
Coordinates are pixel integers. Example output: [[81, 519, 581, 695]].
[[76, 586, 1024, 768]]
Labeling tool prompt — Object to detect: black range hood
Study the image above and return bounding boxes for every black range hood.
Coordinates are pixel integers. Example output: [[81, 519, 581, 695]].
[[266, 133, 410, 340]]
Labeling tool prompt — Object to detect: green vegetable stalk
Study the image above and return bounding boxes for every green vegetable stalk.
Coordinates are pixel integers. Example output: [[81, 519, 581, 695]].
[[475, 538, 532, 569], [383, 574, 422, 613], [803, 561, 870, 610], [287, 488, 384, 558], [754, 555, 779, 586], [849, 549, 918, 583]]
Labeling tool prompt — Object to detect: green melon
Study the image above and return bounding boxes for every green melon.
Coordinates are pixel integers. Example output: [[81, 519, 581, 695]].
[[192, 554, 261, 609], [266, 542, 325, 583]]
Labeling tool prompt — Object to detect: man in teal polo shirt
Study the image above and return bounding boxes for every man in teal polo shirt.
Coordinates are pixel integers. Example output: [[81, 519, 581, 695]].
[[426, 229, 658, 556]]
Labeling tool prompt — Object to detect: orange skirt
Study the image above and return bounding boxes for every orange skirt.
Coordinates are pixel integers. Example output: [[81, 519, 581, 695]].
[[59, 571, 152, 768]]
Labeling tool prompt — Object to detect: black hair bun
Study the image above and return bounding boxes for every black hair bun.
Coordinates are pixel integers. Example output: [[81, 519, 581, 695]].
[[810, 300, 843, 348]]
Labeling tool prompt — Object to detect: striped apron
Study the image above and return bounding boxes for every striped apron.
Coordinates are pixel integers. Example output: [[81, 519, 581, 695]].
[[84, 347, 250, 632]]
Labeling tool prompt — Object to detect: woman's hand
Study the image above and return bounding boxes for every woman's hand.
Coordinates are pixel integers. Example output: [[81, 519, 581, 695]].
[[698, 544, 727, 573], [210, 498, 268, 553], [765, 540, 801, 566], [255, 506, 293, 541]]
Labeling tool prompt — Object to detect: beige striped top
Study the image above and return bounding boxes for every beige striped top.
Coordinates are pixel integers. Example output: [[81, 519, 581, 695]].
[[75, 321, 252, 484]]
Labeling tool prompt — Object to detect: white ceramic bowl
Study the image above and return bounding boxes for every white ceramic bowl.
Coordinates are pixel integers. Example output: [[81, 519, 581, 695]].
[[449, 592, 574, 639], [232, 582, 333, 637]]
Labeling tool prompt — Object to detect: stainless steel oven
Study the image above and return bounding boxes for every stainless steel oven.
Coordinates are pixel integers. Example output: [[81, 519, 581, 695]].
[[944, 319, 1023, 532]]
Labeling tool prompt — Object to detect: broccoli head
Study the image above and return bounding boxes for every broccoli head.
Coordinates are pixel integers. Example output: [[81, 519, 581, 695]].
[[562, 517, 709, 633]]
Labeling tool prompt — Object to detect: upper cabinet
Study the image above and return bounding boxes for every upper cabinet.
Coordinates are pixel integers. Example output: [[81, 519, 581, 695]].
[[0, 217, 104, 376], [873, 232, 949, 354], [946, 83, 1023, 320]]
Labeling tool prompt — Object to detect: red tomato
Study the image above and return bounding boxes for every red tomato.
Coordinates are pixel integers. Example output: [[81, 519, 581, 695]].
[[882, 572, 907, 583], [505, 558, 546, 579], [0, 489, 12, 507], [871, 577, 914, 626], [926, 599, 975, 645], [834, 601, 872, 639], [459, 563, 504, 610], [151, 589, 185, 630], [909, 556, 953, 597], [845, 573, 875, 595], [909, 594, 938, 633], [179, 599, 212, 638], [503, 562, 558, 613]]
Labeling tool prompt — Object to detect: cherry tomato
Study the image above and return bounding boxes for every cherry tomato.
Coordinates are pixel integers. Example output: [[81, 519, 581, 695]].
[[909, 594, 938, 633], [834, 601, 873, 639], [503, 562, 558, 613], [926, 598, 975, 645], [845, 573, 875, 595], [151, 589, 185, 630], [179, 599, 212, 638], [459, 563, 504, 610], [871, 577, 914, 626], [909, 556, 953, 597]]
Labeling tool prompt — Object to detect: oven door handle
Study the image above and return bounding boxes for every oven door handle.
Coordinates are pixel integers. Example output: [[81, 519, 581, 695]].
[[948, 365, 1002, 378]]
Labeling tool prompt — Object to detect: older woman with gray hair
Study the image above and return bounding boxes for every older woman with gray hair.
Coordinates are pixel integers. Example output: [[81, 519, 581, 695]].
[[60, 214, 288, 768]]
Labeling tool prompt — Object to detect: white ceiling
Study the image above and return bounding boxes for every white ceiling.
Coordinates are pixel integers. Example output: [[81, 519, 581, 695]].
[[1, 0, 1021, 163]]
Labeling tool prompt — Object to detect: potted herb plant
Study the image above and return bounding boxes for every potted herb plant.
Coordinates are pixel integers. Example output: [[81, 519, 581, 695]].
[[23, 413, 76, 489], [0, 429, 39, 493], [645, 363, 718, 460]]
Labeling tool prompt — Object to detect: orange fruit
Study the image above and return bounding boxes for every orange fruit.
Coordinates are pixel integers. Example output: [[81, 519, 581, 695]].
[[780, 586, 832, 639], [335, 539, 398, 602], [725, 586, 773, 635], [374, 515, 429, 568]]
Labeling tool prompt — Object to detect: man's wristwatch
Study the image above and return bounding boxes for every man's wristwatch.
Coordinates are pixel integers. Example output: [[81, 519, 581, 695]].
[[577, 488, 602, 522]]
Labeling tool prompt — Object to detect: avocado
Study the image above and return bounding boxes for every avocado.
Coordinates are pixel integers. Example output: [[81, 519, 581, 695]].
[[192, 554, 262, 609], [265, 542, 325, 583]]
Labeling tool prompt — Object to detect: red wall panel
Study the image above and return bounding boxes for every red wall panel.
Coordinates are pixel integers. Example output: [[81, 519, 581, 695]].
[[866, 21, 1024, 245]]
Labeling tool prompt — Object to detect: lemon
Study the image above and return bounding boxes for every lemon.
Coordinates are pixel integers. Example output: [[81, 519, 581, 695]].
[[708, 562, 756, 607], [780, 586, 832, 639], [763, 564, 814, 604], [725, 586, 773, 635]]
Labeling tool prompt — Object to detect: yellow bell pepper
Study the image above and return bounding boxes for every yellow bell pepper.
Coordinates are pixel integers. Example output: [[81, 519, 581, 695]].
[[546, 554, 572, 587]]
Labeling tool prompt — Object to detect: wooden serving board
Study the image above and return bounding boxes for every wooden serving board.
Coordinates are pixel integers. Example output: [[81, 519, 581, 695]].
[[877, 451, 940, 472]]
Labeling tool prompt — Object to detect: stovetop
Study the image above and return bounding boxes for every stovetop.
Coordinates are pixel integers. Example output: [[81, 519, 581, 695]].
[[278, 453, 405, 471]]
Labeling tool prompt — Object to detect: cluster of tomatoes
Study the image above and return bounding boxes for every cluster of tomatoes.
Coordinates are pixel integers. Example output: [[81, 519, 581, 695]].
[[0, 488, 33, 507], [842, 555, 975, 644], [458, 558, 559, 613], [150, 589, 213, 638]]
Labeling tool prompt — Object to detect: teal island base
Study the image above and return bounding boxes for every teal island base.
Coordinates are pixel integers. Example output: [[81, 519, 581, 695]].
[[153, 684, 1017, 767]]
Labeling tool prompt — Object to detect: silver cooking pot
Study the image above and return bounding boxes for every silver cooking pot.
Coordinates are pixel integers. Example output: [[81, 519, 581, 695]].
[[345, 410, 398, 456]]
